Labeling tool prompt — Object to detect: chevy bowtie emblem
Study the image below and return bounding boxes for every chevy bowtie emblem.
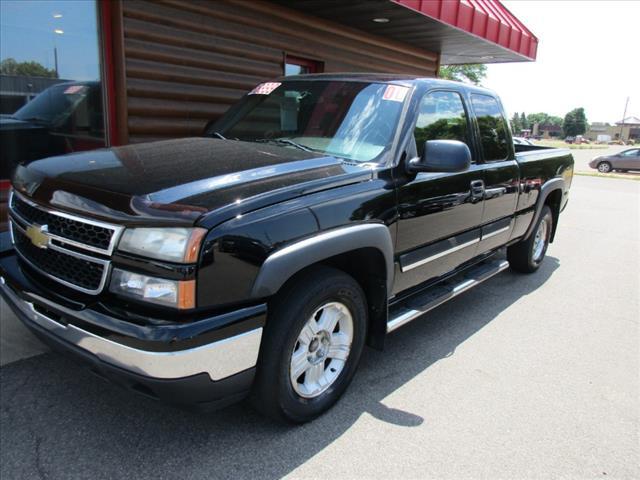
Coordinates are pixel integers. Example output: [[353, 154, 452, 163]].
[[25, 224, 49, 249]]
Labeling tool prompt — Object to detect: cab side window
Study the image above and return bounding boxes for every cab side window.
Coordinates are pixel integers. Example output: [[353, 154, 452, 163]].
[[414, 91, 469, 158], [471, 94, 510, 161]]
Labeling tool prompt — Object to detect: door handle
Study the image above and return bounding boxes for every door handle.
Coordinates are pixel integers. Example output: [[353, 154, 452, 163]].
[[484, 186, 507, 199], [470, 180, 485, 201]]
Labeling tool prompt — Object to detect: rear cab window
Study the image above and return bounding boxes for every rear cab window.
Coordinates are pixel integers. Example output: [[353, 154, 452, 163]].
[[471, 94, 511, 162]]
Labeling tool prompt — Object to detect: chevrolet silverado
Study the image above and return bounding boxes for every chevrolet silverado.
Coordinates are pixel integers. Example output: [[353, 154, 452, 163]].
[[0, 74, 573, 423]]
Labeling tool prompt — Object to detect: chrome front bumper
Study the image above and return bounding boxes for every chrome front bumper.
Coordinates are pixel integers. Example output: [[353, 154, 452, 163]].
[[0, 276, 263, 382]]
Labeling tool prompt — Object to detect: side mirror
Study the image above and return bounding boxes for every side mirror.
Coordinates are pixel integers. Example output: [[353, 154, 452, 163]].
[[407, 140, 471, 173]]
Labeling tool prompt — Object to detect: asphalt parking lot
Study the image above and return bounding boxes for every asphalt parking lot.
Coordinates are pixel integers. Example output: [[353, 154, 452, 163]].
[[1, 172, 638, 479]]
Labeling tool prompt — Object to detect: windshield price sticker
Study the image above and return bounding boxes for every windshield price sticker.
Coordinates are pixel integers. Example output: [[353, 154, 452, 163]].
[[249, 82, 282, 95], [64, 85, 87, 95], [383, 85, 409, 102]]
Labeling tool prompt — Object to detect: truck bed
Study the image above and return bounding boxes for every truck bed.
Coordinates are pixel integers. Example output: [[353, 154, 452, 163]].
[[515, 144, 573, 167]]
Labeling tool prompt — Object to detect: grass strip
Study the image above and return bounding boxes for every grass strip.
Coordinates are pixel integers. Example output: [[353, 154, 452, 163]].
[[574, 171, 640, 181]]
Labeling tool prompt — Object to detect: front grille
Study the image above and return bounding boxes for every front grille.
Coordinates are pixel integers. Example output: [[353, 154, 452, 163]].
[[12, 225, 106, 292], [8, 191, 123, 294], [11, 194, 115, 251]]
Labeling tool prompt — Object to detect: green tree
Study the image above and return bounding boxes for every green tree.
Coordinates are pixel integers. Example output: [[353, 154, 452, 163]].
[[414, 118, 467, 153], [520, 112, 530, 130], [438, 64, 487, 85], [563, 108, 588, 136], [511, 112, 522, 133], [547, 115, 563, 126], [527, 112, 549, 125], [0, 57, 57, 78]]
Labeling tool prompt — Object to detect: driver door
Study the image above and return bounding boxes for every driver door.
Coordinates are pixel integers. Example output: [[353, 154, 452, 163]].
[[394, 90, 485, 295], [618, 148, 640, 169]]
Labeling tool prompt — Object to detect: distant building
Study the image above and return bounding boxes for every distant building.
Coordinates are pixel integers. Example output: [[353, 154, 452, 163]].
[[586, 116, 640, 143], [538, 122, 562, 138]]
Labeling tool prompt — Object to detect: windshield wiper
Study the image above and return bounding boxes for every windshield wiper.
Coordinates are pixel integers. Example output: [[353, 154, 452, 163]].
[[211, 131, 226, 140], [254, 138, 318, 153]]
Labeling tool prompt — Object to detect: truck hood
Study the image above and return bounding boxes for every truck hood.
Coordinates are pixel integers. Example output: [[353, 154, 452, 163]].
[[11, 138, 372, 227]]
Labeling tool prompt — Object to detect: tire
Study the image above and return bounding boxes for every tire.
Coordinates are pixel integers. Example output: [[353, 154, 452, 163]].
[[597, 162, 612, 173], [507, 205, 553, 273], [251, 265, 367, 423]]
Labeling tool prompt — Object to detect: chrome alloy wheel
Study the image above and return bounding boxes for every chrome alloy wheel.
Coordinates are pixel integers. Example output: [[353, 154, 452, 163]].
[[289, 302, 354, 399], [532, 214, 550, 262]]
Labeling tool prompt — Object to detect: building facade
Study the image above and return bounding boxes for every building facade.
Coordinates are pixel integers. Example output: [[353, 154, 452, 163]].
[[1, 0, 538, 146], [0, 0, 540, 231], [586, 117, 640, 143]]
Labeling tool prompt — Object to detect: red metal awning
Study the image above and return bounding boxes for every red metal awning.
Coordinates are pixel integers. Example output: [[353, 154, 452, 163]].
[[273, 0, 538, 65], [393, 0, 538, 63]]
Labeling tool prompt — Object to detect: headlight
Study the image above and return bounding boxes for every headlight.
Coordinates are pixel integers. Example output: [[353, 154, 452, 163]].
[[117, 227, 207, 263], [109, 269, 195, 309]]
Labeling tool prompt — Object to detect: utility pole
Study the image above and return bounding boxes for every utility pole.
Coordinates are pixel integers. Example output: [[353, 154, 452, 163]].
[[53, 14, 63, 79], [54, 47, 58, 78], [620, 97, 629, 142]]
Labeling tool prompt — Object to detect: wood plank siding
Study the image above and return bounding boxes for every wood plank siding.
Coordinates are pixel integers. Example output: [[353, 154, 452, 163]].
[[117, 0, 439, 143]]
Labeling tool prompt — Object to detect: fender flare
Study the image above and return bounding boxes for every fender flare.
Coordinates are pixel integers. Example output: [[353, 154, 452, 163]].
[[250, 223, 395, 298], [523, 177, 565, 240]]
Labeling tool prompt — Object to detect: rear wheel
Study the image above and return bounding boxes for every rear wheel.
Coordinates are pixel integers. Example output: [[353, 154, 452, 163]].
[[252, 266, 367, 423], [597, 162, 612, 173], [508, 205, 553, 273]]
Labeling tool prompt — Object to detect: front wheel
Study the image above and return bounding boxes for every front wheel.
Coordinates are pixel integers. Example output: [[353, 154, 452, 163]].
[[251, 266, 367, 423], [597, 162, 612, 173], [508, 205, 553, 273]]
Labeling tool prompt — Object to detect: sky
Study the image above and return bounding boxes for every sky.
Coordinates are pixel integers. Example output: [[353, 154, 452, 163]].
[[0, 0, 100, 80], [484, 0, 639, 124]]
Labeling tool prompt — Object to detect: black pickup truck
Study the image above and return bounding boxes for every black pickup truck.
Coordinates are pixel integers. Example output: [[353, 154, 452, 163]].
[[0, 75, 573, 423]]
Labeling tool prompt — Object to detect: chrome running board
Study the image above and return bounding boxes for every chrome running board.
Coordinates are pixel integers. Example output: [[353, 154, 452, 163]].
[[387, 259, 510, 333]]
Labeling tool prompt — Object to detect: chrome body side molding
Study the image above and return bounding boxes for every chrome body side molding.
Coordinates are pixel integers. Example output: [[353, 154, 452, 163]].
[[399, 228, 481, 273], [482, 224, 510, 240], [401, 237, 480, 272]]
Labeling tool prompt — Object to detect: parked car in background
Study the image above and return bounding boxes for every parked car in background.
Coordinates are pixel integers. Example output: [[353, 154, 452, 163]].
[[0, 81, 105, 231], [565, 135, 589, 145], [0, 179, 8, 234], [589, 148, 640, 173]]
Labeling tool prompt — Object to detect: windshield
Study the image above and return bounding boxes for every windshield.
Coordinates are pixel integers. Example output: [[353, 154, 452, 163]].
[[211, 80, 408, 162], [13, 83, 91, 125]]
